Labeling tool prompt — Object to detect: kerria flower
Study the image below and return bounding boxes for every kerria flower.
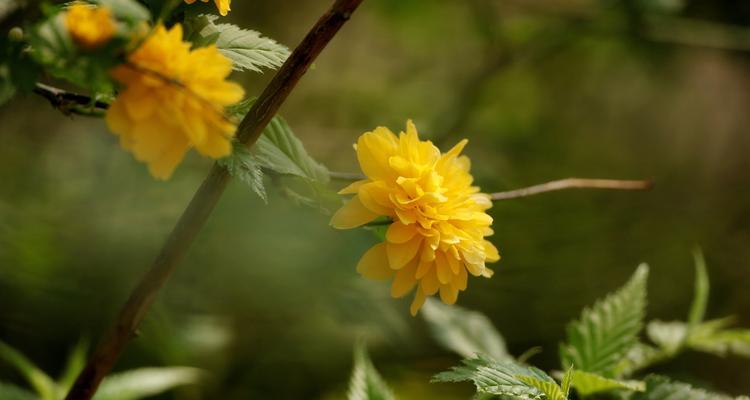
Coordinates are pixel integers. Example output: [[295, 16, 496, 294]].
[[65, 3, 116, 49], [331, 121, 500, 315], [106, 24, 244, 179], [184, 0, 231, 16]]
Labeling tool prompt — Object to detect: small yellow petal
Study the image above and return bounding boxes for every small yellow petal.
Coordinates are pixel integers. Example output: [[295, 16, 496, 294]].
[[386, 221, 417, 244], [386, 235, 422, 270], [391, 260, 418, 298], [330, 196, 379, 229], [410, 288, 427, 316], [356, 243, 394, 281], [439, 285, 459, 305]]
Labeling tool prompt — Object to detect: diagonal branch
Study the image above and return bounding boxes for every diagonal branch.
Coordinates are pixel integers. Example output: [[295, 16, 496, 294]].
[[489, 178, 652, 201], [64, 1, 364, 399]]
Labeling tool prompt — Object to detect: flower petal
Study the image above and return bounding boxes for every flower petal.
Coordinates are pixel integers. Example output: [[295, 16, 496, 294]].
[[356, 243, 394, 280], [330, 196, 379, 229]]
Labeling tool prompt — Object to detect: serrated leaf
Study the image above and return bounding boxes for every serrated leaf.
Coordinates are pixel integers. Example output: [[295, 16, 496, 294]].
[[0, 340, 57, 400], [560, 264, 649, 377], [516, 375, 566, 400], [93, 367, 202, 400], [633, 376, 736, 400], [347, 344, 396, 400], [255, 116, 330, 184], [0, 382, 39, 400], [433, 355, 553, 399], [613, 343, 666, 377], [688, 248, 710, 330], [218, 142, 267, 202], [686, 318, 750, 358], [570, 370, 644, 397], [199, 22, 290, 72], [560, 367, 573, 398], [422, 298, 511, 361]]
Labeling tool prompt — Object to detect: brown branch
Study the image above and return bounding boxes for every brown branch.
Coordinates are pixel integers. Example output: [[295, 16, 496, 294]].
[[33, 83, 109, 117], [489, 178, 652, 201], [63, 1, 364, 399]]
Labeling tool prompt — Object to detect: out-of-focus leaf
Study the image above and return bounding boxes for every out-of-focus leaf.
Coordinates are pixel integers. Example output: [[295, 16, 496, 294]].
[[347, 344, 396, 400], [94, 0, 150, 21], [686, 318, 750, 358], [614, 343, 665, 377], [0, 340, 57, 400], [58, 339, 89, 393], [94, 367, 203, 400], [433, 355, 553, 399], [688, 248, 710, 330], [633, 376, 735, 400], [570, 370, 644, 397], [0, 382, 39, 400], [560, 264, 649, 377], [647, 320, 687, 355], [421, 298, 511, 361]]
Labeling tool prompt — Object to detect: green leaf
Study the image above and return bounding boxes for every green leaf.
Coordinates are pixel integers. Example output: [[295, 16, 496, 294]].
[[94, 367, 203, 400], [633, 376, 735, 400], [433, 355, 553, 399], [688, 248, 710, 330], [93, 0, 151, 21], [686, 318, 750, 358], [58, 339, 89, 393], [219, 142, 267, 202], [570, 370, 644, 397], [0, 382, 39, 400], [0, 340, 57, 400], [646, 320, 687, 355], [613, 343, 667, 377], [421, 298, 511, 361], [560, 367, 573, 398], [255, 117, 330, 185], [516, 375, 566, 400], [559, 264, 649, 377], [198, 21, 290, 72], [347, 344, 396, 400]]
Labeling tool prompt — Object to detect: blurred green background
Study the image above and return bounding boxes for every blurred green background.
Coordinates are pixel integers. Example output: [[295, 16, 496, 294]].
[[2, 0, 750, 398]]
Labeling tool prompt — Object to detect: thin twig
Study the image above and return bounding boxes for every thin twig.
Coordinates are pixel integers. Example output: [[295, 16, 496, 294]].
[[489, 178, 652, 201], [33, 83, 109, 117], [64, 1, 364, 399]]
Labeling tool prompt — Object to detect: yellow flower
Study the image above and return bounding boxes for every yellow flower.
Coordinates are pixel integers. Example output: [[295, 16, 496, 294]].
[[184, 0, 231, 16], [65, 3, 116, 49], [106, 24, 244, 179], [331, 121, 500, 315]]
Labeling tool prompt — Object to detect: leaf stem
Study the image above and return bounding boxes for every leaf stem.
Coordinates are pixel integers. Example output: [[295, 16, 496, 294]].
[[63, 2, 364, 399]]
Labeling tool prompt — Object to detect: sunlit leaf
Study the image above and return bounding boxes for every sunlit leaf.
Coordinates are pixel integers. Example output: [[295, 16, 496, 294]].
[[255, 116, 330, 185], [433, 355, 553, 399], [347, 344, 396, 400], [570, 370, 644, 397], [94, 367, 203, 400], [421, 298, 511, 361], [197, 20, 290, 72], [559, 264, 649, 377], [688, 248, 710, 330]]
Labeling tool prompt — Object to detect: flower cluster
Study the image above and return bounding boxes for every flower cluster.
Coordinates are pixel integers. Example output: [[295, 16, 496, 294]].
[[61, 2, 242, 179], [185, 0, 232, 16], [331, 121, 500, 315], [106, 25, 244, 179], [65, 3, 116, 49]]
